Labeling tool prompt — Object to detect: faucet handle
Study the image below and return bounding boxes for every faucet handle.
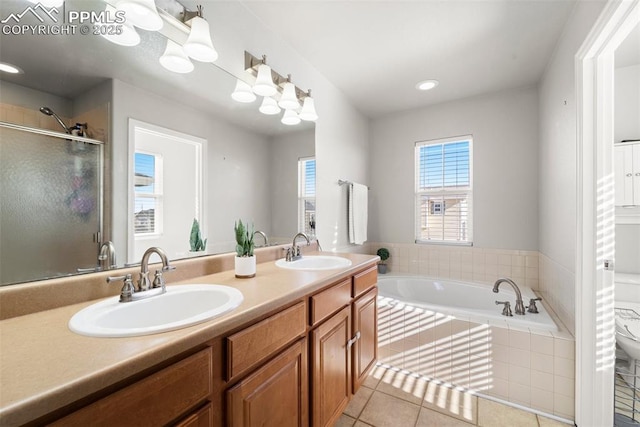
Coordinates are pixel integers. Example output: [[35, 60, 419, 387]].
[[495, 300, 513, 317], [152, 269, 167, 291], [107, 274, 135, 302], [527, 297, 542, 313]]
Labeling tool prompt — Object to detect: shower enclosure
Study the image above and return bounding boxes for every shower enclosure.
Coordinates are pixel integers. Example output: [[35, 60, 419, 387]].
[[0, 122, 104, 285]]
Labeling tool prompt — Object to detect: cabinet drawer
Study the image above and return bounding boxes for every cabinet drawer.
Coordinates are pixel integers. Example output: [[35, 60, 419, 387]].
[[52, 347, 212, 426], [353, 265, 377, 298], [310, 279, 351, 326], [227, 302, 306, 382]]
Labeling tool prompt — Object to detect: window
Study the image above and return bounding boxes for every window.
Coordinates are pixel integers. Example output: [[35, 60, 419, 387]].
[[134, 152, 163, 236], [298, 157, 316, 235], [415, 136, 472, 244]]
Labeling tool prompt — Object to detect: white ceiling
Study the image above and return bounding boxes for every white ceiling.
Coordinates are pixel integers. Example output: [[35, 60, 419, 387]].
[[239, 0, 580, 118]]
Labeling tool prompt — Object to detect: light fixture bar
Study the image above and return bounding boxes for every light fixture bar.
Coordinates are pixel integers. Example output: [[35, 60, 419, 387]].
[[244, 51, 310, 101]]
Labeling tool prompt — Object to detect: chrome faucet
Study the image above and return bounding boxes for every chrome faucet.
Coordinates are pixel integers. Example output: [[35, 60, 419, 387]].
[[139, 247, 174, 291], [493, 278, 526, 315], [98, 241, 117, 270], [285, 232, 310, 261], [253, 230, 269, 248], [107, 247, 175, 302]]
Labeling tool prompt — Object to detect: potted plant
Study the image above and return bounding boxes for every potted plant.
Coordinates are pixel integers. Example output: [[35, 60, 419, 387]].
[[376, 248, 390, 274], [234, 219, 256, 278], [189, 218, 207, 254]]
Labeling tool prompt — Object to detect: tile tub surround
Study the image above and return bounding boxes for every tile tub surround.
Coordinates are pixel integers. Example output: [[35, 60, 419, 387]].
[[377, 297, 576, 421], [365, 243, 575, 336]]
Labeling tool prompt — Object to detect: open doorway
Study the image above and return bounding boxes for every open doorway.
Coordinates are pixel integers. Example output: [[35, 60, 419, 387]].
[[576, 1, 639, 425]]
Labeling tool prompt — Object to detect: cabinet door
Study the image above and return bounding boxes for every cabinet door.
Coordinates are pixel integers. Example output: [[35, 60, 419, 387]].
[[227, 339, 308, 427], [615, 145, 634, 206], [176, 402, 213, 427], [311, 306, 352, 427], [352, 287, 378, 393]]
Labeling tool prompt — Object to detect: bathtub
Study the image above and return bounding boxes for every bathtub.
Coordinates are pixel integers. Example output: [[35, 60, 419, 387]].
[[377, 275, 558, 332], [376, 275, 575, 420]]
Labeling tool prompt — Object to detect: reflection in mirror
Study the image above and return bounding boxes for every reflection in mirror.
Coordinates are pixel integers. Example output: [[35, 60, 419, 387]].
[[0, 0, 315, 286]]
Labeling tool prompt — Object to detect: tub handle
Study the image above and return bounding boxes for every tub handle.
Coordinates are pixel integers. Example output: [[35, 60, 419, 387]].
[[527, 297, 542, 314], [347, 331, 361, 349], [495, 301, 513, 317]]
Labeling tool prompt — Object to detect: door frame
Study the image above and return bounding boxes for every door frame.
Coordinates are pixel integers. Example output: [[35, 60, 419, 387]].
[[575, 0, 639, 425]]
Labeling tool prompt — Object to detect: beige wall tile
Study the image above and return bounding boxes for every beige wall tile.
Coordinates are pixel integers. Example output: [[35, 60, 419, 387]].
[[531, 387, 555, 413], [531, 352, 554, 374], [553, 357, 574, 379], [531, 334, 554, 356], [509, 365, 531, 386], [509, 347, 531, 368], [553, 393, 575, 418], [553, 375, 574, 398], [509, 329, 531, 351], [509, 382, 531, 406], [485, 378, 509, 399], [554, 337, 575, 359], [489, 326, 510, 346]]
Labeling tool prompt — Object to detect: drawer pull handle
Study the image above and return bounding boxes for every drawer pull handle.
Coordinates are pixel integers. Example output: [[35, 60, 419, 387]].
[[347, 331, 361, 349]]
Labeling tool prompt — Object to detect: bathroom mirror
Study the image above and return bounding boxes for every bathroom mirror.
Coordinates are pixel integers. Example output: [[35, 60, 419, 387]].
[[0, 0, 316, 285]]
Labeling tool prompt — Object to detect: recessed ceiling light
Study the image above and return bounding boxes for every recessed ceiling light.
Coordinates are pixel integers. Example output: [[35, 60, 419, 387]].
[[0, 62, 23, 74], [416, 80, 439, 91]]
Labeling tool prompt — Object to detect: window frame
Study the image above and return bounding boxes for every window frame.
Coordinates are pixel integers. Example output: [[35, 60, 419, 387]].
[[414, 135, 473, 245], [133, 150, 164, 238], [298, 156, 316, 235]]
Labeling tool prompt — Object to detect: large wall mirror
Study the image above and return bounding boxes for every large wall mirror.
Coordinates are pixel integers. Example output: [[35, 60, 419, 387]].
[[0, 0, 316, 286]]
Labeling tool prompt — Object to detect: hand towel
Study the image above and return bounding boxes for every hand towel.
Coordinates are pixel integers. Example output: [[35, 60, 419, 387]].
[[348, 182, 368, 245]]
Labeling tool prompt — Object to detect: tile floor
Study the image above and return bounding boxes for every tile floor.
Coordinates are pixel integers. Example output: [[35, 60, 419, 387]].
[[337, 364, 572, 427]]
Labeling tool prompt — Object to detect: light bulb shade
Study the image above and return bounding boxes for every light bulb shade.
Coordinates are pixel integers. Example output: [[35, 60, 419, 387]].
[[183, 16, 218, 62], [299, 97, 318, 121], [281, 109, 301, 126], [278, 82, 300, 110], [116, 0, 163, 31], [259, 97, 281, 115], [252, 64, 277, 97], [159, 40, 194, 74], [231, 80, 257, 103], [101, 5, 140, 47]]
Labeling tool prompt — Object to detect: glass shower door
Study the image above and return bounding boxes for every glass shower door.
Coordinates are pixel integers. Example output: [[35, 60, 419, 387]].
[[0, 123, 103, 285]]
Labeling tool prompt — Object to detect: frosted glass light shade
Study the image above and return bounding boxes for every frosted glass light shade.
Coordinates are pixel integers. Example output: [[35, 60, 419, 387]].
[[183, 17, 218, 63], [252, 64, 277, 97], [231, 80, 257, 103], [278, 82, 300, 110], [259, 97, 281, 115], [117, 0, 163, 31], [299, 97, 318, 121], [101, 5, 140, 47], [281, 109, 301, 126], [159, 40, 194, 74]]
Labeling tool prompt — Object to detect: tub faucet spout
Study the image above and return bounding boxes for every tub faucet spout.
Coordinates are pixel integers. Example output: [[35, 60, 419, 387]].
[[493, 278, 526, 315]]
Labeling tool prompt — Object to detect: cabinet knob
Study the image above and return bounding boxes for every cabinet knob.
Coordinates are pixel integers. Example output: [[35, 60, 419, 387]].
[[627, 173, 633, 177], [636, 173, 640, 176]]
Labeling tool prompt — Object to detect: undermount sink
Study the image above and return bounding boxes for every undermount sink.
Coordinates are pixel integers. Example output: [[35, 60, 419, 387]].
[[275, 255, 352, 271], [69, 284, 243, 338]]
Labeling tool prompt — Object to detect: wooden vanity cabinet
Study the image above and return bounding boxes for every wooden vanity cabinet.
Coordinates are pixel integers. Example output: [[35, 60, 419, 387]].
[[309, 266, 378, 427], [50, 347, 213, 427]]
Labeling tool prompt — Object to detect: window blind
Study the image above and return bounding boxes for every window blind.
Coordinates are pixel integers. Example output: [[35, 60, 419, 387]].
[[415, 138, 472, 243]]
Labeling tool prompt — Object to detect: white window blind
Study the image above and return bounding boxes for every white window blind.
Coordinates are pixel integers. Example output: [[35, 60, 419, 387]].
[[298, 157, 316, 235], [415, 137, 472, 244], [134, 152, 163, 236]]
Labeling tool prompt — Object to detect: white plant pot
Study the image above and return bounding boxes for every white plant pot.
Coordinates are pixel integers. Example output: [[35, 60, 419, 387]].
[[235, 256, 256, 278]]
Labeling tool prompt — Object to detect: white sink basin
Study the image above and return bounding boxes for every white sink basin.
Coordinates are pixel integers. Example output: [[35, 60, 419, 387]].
[[275, 255, 352, 271], [69, 285, 243, 338]]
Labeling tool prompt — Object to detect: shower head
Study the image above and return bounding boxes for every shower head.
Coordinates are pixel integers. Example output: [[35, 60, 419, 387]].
[[39, 106, 71, 134]]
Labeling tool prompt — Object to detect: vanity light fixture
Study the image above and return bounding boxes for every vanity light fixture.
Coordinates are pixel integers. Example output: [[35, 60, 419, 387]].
[[416, 79, 439, 91], [278, 75, 300, 110], [116, 0, 164, 31], [0, 62, 23, 74], [159, 39, 194, 73], [231, 80, 257, 103], [259, 97, 281, 115], [253, 58, 278, 97], [298, 91, 318, 122], [238, 51, 319, 124], [100, 4, 141, 47], [182, 7, 218, 63], [281, 109, 301, 126]]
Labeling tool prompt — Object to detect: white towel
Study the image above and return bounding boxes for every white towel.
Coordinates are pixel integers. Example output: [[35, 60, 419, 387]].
[[348, 182, 368, 245]]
